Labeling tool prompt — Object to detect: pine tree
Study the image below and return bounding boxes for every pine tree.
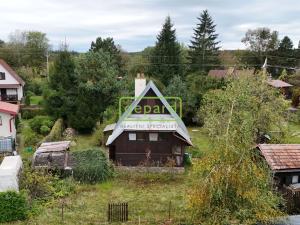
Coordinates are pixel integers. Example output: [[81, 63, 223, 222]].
[[276, 36, 296, 75], [189, 10, 220, 73], [148, 16, 183, 86], [278, 36, 293, 52]]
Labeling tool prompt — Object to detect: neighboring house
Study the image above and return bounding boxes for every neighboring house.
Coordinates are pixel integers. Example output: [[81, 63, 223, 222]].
[[0, 101, 19, 139], [267, 79, 293, 99], [208, 68, 254, 79], [105, 77, 192, 167], [258, 144, 300, 188], [0, 59, 25, 102]]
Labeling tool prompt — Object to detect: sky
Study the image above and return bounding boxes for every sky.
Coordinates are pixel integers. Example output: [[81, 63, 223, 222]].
[[0, 0, 299, 52]]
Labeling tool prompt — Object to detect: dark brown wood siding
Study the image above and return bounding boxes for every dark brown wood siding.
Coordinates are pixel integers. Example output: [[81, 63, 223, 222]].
[[110, 131, 188, 166]]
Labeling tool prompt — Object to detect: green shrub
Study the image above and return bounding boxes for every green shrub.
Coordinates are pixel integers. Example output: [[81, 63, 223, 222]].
[[29, 116, 54, 134], [42, 118, 64, 142], [0, 191, 28, 223], [20, 168, 55, 200], [21, 108, 46, 119], [40, 125, 51, 135], [23, 126, 42, 147], [72, 148, 113, 184], [52, 178, 76, 198]]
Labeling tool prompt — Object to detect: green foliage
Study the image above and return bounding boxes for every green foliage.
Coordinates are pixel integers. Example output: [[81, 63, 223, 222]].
[[148, 16, 183, 85], [42, 118, 64, 142], [189, 73, 287, 224], [29, 116, 54, 135], [20, 169, 55, 201], [21, 108, 46, 119], [188, 10, 220, 73], [25, 91, 33, 106], [0, 191, 28, 223], [72, 148, 113, 184], [69, 51, 121, 132], [22, 124, 42, 147], [90, 37, 125, 74]]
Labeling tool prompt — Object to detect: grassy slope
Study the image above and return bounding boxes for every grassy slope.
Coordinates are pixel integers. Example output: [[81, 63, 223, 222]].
[[8, 175, 190, 225], [30, 95, 43, 105]]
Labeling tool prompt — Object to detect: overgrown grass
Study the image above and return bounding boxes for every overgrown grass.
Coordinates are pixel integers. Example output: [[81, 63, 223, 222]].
[[187, 127, 210, 158], [30, 96, 43, 105], [286, 122, 300, 143], [70, 134, 98, 151]]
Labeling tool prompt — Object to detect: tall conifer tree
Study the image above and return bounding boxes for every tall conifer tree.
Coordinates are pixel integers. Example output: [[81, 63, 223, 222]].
[[189, 10, 220, 73], [148, 16, 183, 86]]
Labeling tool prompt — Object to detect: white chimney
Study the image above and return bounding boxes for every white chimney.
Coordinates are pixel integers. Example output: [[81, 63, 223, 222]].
[[135, 73, 146, 98]]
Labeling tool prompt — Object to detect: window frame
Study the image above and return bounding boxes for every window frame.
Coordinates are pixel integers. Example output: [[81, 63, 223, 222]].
[[292, 175, 299, 184], [0, 72, 5, 80], [149, 133, 158, 141]]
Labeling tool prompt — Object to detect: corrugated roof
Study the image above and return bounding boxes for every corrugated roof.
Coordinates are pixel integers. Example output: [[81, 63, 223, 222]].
[[0, 59, 25, 86], [106, 81, 192, 146], [36, 141, 71, 154], [258, 144, 300, 171], [267, 79, 293, 88], [0, 101, 19, 115]]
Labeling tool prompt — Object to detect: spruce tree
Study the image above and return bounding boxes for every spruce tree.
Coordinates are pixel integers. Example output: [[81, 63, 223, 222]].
[[189, 10, 220, 73], [276, 36, 296, 75], [148, 16, 183, 86]]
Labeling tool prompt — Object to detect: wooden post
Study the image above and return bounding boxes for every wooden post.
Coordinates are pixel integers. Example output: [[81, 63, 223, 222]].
[[61, 198, 65, 223], [168, 201, 171, 220]]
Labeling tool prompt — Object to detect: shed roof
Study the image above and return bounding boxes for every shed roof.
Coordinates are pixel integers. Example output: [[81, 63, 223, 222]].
[[36, 141, 71, 154], [258, 144, 300, 171], [103, 123, 116, 132], [0, 101, 19, 115], [267, 79, 293, 88], [106, 81, 192, 146], [0, 59, 25, 86], [208, 69, 228, 79]]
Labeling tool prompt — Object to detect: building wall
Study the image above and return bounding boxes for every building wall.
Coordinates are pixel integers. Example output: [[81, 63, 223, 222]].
[[110, 131, 187, 166], [0, 64, 23, 100], [0, 112, 16, 138]]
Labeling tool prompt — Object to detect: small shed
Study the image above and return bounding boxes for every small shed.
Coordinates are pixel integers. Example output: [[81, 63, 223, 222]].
[[32, 141, 73, 170], [267, 79, 293, 98], [0, 155, 22, 192]]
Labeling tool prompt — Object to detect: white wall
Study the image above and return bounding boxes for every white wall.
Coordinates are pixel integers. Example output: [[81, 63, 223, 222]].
[[0, 112, 16, 138], [0, 64, 24, 100]]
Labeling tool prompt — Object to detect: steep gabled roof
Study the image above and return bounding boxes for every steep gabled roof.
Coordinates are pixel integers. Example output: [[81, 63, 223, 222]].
[[0, 101, 19, 115], [0, 59, 25, 86], [106, 81, 192, 146]]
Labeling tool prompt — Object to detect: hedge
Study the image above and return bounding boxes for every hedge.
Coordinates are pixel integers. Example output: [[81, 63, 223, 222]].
[[0, 191, 28, 223]]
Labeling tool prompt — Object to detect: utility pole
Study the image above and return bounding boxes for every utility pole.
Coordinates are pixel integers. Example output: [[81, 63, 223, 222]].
[[46, 50, 50, 81]]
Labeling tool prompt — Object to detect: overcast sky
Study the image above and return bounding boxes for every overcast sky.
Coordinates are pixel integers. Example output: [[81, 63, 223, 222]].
[[0, 0, 299, 52]]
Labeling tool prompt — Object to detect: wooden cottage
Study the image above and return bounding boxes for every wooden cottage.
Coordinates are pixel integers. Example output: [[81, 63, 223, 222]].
[[258, 144, 300, 188], [105, 77, 192, 167], [267, 79, 293, 99]]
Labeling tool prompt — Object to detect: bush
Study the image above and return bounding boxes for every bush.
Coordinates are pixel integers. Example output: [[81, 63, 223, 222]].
[[23, 125, 42, 147], [21, 108, 46, 119], [72, 148, 113, 184], [0, 191, 28, 223], [42, 118, 64, 142], [40, 125, 51, 136], [29, 116, 54, 135], [20, 168, 55, 201]]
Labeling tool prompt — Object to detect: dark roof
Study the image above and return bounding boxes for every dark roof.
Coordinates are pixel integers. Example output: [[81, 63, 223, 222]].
[[0, 101, 19, 115], [267, 80, 293, 88], [0, 59, 25, 86], [258, 144, 300, 171]]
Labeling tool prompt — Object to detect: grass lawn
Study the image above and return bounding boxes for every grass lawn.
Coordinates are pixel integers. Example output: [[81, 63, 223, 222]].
[[70, 134, 98, 151], [187, 127, 210, 158], [30, 95, 43, 105], [286, 123, 300, 143], [7, 173, 191, 225]]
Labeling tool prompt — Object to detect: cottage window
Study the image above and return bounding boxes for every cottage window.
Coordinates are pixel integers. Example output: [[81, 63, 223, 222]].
[[149, 133, 158, 141], [292, 175, 299, 184], [137, 133, 146, 141], [0, 72, 5, 80], [128, 133, 136, 141], [172, 146, 181, 155]]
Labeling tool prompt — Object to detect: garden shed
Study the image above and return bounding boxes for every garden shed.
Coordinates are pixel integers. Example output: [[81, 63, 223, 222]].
[[32, 141, 74, 170], [0, 155, 22, 192]]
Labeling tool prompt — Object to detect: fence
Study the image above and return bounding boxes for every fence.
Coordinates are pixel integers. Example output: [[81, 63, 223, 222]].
[[108, 203, 128, 222]]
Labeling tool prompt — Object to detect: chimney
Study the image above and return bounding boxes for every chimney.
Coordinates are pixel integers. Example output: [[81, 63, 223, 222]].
[[135, 73, 146, 98]]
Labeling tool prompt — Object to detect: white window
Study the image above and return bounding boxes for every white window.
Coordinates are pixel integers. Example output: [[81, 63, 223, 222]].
[[292, 175, 299, 184], [149, 133, 158, 141], [128, 133, 136, 141]]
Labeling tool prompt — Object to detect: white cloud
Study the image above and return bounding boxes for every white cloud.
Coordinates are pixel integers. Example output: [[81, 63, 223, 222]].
[[0, 0, 299, 51]]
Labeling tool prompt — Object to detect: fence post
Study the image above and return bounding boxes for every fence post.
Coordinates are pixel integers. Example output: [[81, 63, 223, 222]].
[[168, 201, 171, 220], [61, 198, 65, 223]]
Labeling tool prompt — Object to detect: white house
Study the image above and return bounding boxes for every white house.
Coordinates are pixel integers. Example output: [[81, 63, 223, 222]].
[[0, 59, 25, 102], [0, 101, 19, 139]]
